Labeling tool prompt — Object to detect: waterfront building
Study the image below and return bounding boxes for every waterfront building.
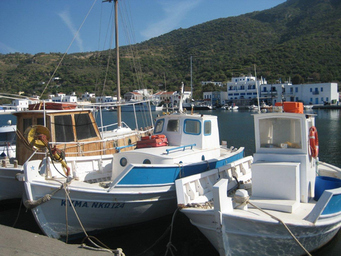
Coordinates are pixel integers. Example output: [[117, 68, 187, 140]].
[[226, 75, 267, 101], [81, 92, 96, 101], [201, 81, 224, 87], [95, 96, 116, 103], [260, 82, 339, 105], [51, 93, 77, 103], [201, 75, 339, 106], [203, 91, 228, 107]]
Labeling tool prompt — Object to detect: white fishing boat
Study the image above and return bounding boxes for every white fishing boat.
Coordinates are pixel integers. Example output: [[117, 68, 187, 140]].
[[0, 120, 16, 160], [22, 0, 244, 240], [176, 102, 341, 256]]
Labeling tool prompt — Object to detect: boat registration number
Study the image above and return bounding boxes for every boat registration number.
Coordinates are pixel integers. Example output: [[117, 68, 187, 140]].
[[61, 200, 125, 209]]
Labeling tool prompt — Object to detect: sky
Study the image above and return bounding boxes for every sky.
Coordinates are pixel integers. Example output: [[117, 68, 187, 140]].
[[0, 0, 286, 55]]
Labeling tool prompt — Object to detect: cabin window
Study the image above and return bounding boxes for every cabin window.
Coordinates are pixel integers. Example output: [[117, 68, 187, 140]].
[[37, 118, 44, 126], [74, 114, 97, 140], [54, 115, 74, 142], [167, 119, 179, 132], [154, 119, 164, 133], [143, 159, 151, 164], [120, 157, 127, 167], [23, 118, 32, 132], [204, 121, 211, 136], [184, 119, 201, 135], [259, 118, 302, 149]]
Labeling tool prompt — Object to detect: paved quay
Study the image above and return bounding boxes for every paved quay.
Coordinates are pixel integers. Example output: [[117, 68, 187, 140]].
[[0, 224, 115, 256]]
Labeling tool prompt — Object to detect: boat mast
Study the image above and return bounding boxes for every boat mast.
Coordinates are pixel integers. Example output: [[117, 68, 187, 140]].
[[254, 64, 260, 113], [190, 56, 193, 100], [114, 0, 121, 128]]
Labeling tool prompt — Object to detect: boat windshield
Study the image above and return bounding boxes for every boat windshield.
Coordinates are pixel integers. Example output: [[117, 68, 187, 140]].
[[259, 118, 302, 149]]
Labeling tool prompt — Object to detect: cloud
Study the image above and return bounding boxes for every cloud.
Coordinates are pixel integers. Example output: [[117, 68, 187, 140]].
[[0, 42, 18, 54], [141, 0, 203, 40], [58, 8, 84, 52]]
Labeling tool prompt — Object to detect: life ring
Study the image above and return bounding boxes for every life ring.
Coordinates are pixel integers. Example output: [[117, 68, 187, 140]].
[[309, 126, 319, 158]]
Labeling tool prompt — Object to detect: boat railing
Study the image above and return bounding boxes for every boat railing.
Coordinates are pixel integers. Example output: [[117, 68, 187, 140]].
[[98, 121, 131, 132], [166, 144, 196, 155], [175, 156, 253, 207], [49, 135, 138, 157], [116, 144, 135, 152]]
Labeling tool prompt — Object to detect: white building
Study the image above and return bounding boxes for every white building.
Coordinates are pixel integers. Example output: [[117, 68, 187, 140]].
[[12, 99, 29, 111], [260, 83, 339, 105], [203, 91, 228, 106], [81, 92, 96, 101], [226, 75, 267, 101], [51, 93, 77, 103], [95, 96, 116, 103], [201, 81, 224, 87]]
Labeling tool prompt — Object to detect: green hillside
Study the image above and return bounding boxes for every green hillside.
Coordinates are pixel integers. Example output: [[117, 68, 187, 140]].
[[0, 0, 340, 100]]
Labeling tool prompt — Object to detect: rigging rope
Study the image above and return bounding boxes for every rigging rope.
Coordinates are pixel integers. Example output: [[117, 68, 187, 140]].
[[40, 0, 98, 99]]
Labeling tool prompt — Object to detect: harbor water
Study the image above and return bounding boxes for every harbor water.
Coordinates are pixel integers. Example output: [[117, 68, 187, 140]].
[[0, 109, 340, 255]]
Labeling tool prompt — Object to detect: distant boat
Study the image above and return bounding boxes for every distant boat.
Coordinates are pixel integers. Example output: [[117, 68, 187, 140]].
[[248, 104, 258, 110], [221, 103, 238, 110], [176, 102, 341, 256], [193, 101, 213, 110], [304, 105, 314, 109], [0, 120, 16, 160]]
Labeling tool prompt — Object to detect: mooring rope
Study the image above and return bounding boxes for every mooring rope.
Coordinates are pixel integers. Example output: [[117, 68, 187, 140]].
[[12, 198, 23, 228], [62, 183, 125, 255], [247, 201, 312, 256], [164, 208, 179, 256], [24, 185, 63, 209]]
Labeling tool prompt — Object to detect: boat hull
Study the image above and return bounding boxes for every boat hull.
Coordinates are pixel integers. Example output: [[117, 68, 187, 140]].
[[25, 181, 176, 239], [0, 166, 24, 200], [183, 209, 341, 255], [24, 148, 244, 239]]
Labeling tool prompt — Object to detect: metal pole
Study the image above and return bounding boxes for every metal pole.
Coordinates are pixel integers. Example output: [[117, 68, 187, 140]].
[[115, 0, 121, 128]]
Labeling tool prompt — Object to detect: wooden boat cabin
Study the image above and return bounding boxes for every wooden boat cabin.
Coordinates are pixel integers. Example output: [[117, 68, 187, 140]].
[[14, 105, 143, 165]]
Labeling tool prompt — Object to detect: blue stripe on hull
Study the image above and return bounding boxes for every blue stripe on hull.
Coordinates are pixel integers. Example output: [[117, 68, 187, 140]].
[[322, 194, 341, 215], [119, 150, 244, 185]]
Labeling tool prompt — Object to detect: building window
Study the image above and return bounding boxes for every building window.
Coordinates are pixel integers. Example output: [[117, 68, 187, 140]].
[[321, 87, 323, 92], [310, 88, 312, 92], [295, 87, 298, 92]]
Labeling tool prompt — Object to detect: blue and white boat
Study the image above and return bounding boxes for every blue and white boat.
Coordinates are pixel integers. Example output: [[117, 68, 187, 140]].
[[176, 102, 341, 256], [23, 92, 243, 238]]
